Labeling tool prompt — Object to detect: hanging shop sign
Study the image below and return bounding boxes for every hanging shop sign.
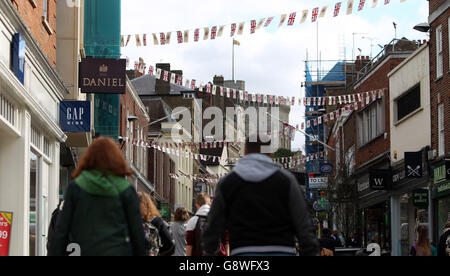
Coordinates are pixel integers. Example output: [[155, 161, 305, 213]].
[[320, 163, 334, 174], [412, 189, 429, 209], [405, 151, 423, 178], [0, 212, 13, 256], [12, 33, 26, 84], [159, 203, 170, 219], [309, 177, 328, 190], [79, 58, 126, 94], [60, 101, 91, 133], [369, 169, 392, 191]]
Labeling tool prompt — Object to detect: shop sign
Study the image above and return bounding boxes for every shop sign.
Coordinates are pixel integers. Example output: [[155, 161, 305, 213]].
[[412, 189, 429, 209], [446, 160, 450, 180], [433, 165, 446, 185], [60, 101, 91, 133], [320, 163, 333, 174], [369, 169, 392, 190], [159, 203, 170, 219], [12, 33, 25, 85], [309, 177, 328, 189], [79, 58, 126, 94], [405, 151, 423, 178], [0, 212, 12, 256], [358, 180, 370, 192]]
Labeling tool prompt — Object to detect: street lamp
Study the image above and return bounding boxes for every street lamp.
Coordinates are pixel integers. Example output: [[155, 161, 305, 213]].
[[393, 22, 397, 39]]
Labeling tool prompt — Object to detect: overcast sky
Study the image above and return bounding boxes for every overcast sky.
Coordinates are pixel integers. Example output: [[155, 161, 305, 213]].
[[121, 0, 428, 151]]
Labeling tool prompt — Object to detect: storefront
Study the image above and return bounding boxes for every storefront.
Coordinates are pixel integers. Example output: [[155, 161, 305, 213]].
[[431, 160, 450, 242]]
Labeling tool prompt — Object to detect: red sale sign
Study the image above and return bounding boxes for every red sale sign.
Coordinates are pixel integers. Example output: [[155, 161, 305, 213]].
[[0, 212, 12, 256]]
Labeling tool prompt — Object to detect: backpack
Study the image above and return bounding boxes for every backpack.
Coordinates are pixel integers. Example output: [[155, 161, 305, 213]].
[[46, 201, 64, 253], [143, 219, 162, 256], [194, 215, 208, 256], [445, 236, 450, 256]]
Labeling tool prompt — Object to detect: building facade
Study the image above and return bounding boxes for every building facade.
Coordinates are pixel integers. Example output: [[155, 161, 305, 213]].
[[0, 0, 68, 256]]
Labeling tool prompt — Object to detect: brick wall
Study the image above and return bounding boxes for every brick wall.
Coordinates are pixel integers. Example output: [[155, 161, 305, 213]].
[[429, 8, 450, 156], [10, 0, 56, 67], [353, 58, 405, 167], [430, 0, 448, 15]]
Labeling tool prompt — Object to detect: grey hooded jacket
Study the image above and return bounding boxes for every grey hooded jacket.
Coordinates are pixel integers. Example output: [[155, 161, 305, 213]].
[[202, 154, 320, 256]]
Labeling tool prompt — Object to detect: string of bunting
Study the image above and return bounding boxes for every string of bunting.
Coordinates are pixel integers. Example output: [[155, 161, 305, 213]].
[[121, 0, 407, 47], [143, 63, 386, 108]]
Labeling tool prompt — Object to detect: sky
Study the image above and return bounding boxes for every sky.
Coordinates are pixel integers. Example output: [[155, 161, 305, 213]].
[[121, 0, 429, 151]]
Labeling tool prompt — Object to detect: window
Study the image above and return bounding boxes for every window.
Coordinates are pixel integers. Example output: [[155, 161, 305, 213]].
[[358, 99, 385, 147], [396, 84, 421, 122], [436, 25, 443, 78], [438, 103, 445, 156], [29, 151, 39, 256]]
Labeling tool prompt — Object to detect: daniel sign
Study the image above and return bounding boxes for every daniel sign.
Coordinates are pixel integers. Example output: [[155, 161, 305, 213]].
[[79, 58, 126, 94], [309, 177, 328, 189]]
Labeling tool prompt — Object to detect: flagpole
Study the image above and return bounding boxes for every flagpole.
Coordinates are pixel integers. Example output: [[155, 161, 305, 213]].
[[232, 39, 235, 81]]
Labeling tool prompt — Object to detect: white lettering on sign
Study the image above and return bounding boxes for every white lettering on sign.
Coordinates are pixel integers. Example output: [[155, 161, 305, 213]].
[[0, 231, 8, 240], [374, 178, 384, 186]]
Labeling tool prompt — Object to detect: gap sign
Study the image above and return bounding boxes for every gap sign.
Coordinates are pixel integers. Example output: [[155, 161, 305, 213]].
[[60, 101, 91, 133]]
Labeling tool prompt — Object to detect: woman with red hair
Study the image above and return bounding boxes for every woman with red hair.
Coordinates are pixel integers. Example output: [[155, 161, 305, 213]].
[[48, 137, 146, 256]]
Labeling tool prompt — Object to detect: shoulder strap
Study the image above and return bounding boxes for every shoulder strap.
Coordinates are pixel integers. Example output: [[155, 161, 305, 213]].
[[105, 175, 128, 221]]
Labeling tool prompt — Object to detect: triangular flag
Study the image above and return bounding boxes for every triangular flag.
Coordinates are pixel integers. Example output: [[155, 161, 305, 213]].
[[155, 68, 161, 79], [347, 0, 354, 15], [278, 14, 287, 27], [264, 17, 274, 27], [218, 25, 225, 37], [319, 6, 328, 17], [372, 0, 379, 8], [166, 32, 172, 44], [120, 35, 124, 47], [358, 0, 366, 11], [184, 30, 189, 43], [125, 35, 131, 46], [177, 31, 183, 44], [312, 7, 319, 22], [143, 34, 147, 46], [257, 18, 265, 29], [334, 2, 342, 17], [160, 32, 166, 45], [203, 27, 210, 40], [152, 33, 159, 45], [238, 22, 245, 35], [300, 10, 308, 23]]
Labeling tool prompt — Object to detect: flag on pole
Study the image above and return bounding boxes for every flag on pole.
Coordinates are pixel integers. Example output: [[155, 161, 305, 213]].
[[279, 14, 287, 27], [334, 2, 342, 17], [300, 10, 308, 23], [319, 6, 328, 17], [233, 39, 240, 46], [287, 12, 297, 26], [347, 0, 354, 15], [312, 8, 319, 22]]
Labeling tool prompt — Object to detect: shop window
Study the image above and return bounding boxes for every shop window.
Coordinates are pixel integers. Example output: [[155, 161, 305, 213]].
[[396, 84, 421, 122], [29, 151, 39, 256]]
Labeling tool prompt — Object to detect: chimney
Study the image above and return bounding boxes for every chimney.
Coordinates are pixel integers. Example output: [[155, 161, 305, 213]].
[[213, 75, 224, 86], [156, 63, 171, 94]]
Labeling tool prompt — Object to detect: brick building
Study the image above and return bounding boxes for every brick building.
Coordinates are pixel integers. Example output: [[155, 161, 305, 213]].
[[428, 0, 450, 243]]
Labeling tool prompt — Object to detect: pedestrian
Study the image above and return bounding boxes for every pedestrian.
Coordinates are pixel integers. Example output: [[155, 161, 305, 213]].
[[437, 219, 450, 256], [171, 207, 190, 256], [319, 228, 336, 256], [202, 137, 320, 256], [138, 192, 175, 256], [186, 193, 229, 256], [48, 137, 146, 256], [331, 229, 343, 248], [346, 232, 360, 248], [410, 225, 437, 256]]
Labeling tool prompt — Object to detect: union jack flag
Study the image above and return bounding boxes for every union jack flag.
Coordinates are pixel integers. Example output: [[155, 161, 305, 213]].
[[194, 29, 200, 42], [250, 20, 257, 34], [160, 33, 166, 45], [191, 80, 196, 89], [312, 8, 319, 22], [176, 76, 182, 85], [148, 66, 154, 76], [384, 0, 390, 4], [231, 23, 237, 37], [177, 31, 183, 43], [257, 95, 262, 103], [163, 70, 169, 81], [264, 17, 274, 27], [334, 2, 342, 17], [206, 83, 211, 93], [288, 12, 296, 26], [269, 96, 273, 104], [211, 26, 217, 39], [358, 0, 365, 11]]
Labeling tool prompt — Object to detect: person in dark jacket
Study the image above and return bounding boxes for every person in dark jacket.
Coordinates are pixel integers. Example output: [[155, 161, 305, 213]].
[[202, 136, 320, 256], [319, 228, 336, 255], [437, 221, 450, 256], [138, 191, 175, 256], [48, 137, 146, 256]]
